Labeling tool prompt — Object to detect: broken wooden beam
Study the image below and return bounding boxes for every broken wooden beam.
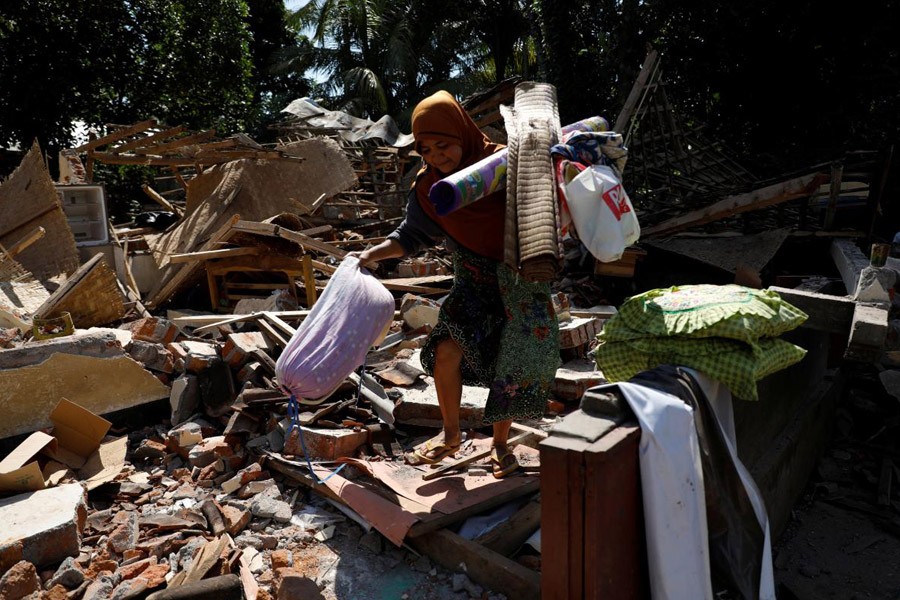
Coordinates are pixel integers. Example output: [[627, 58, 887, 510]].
[[110, 124, 187, 154], [142, 184, 183, 217], [642, 172, 828, 237], [409, 529, 540, 600], [169, 247, 262, 264], [231, 221, 347, 259], [74, 119, 157, 152], [1, 226, 45, 259]]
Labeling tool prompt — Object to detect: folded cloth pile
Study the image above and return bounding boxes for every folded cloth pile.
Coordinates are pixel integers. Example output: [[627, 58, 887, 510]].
[[501, 81, 563, 283], [594, 284, 808, 401]]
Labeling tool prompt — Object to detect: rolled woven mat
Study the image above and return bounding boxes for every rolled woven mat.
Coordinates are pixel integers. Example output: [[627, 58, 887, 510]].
[[428, 115, 608, 215], [503, 82, 563, 282]]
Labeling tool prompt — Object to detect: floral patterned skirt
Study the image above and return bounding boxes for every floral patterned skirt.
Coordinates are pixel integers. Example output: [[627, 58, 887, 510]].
[[421, 248, 560, 424]]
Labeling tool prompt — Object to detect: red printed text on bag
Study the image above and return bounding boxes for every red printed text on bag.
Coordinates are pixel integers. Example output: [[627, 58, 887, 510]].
[[602, 183, 631, 221]]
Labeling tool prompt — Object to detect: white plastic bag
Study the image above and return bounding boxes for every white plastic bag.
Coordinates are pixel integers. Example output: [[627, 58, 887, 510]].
[[275, 256, 394, 402], [564, 164, 640, 262]]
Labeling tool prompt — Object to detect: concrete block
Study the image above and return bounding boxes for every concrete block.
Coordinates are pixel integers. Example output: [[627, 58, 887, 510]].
[[167, 421, 203, 449], [558, 317, 602, 349], [552, 358, 606, 402], [395, 381, 486, 428], [282, 426, 368, 461], [0, 330, 124, 370], [188, 436, 234, 468], [128, 340, 175, 373], [145, 574, 243, 600], [119, 317, 179, 345], [0, 483, 87, 567], [179, 341, 220, 373], [847, 303, 889, 357], [222, 332, 272, 369], [170, 374, 200, 426], [400, 294, 441, 331]]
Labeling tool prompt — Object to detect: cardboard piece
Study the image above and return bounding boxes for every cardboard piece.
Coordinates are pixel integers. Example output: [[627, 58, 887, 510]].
[[47, 398, 112, 469], [0, 431, 57, 492], [79, 436, 128, 490]]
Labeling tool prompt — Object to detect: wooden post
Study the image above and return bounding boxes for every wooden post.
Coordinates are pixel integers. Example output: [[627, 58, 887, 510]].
[[823, 162, 844, 230], [301, 254, 316, 307]]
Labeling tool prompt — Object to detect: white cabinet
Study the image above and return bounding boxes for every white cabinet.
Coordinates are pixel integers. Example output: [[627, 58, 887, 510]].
[[55, 184, 109, 246]]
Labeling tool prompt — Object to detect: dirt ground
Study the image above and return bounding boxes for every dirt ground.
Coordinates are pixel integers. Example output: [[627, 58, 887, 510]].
[[773, 367, 900, 600]]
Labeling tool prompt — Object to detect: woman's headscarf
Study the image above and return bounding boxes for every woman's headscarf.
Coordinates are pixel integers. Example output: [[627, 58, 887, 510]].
[[412, 90, 496, 169], [411, 91, 506, 261]]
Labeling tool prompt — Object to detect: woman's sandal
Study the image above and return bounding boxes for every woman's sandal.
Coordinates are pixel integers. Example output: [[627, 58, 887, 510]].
[[490, 448, 520, 479], [408, 439, 461, 465]]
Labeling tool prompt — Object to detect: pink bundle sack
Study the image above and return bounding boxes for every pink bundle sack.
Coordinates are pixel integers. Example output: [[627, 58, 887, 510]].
[[275, 256, 395, 401]]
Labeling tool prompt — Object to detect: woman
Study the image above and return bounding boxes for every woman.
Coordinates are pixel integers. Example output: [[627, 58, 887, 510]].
[[353, 91, 559, 478]]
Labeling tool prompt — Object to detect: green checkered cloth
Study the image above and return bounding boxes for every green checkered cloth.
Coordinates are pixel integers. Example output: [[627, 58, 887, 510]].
[[594, 336, 806, 401], [606, 284, 808, 345], [595, 285, 808, 401]]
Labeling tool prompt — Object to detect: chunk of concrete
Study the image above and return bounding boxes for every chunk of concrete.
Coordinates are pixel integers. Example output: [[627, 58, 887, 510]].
[[847, 303, 889, 359], [0, 330, 124, 370], [128, 340, 175, 373], [170, 374, 200, 426], [0, 353, 169, 440], [0, 483, 87, 567], [552, 358, 607, 402], [400, 294, 441, 331]]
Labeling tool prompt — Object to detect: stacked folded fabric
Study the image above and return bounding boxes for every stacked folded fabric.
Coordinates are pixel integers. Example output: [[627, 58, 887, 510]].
[[594, 284, 809, 400]]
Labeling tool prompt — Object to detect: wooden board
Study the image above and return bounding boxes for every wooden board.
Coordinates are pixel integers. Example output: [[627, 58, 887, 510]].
[[410, 528, 540, 600]]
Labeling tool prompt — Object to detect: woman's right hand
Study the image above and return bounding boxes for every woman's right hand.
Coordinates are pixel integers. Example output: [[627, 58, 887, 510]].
[[348, 250, 378, 268]]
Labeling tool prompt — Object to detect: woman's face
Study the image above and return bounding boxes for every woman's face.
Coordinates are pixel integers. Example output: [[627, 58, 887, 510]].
[[418, 137, 463, 175]]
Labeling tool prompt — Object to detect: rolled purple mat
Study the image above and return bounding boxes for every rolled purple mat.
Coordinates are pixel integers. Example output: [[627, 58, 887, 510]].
[[429, 116, 609, 215]]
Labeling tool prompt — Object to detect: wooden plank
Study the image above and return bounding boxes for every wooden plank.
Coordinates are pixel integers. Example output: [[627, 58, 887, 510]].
[[231, 221, 347, 259], [540, 435, 587, 599], [91, 152, 234, 167], [380, 282, 449, 295], [615, 49, 660, 134], [768, 286, 854, 335], [169, 246, 262, 264], [74, 119, 157, 152], [642, 172, 828, 237], [110, 125, 187, 154], [409, 528, 540, 600], [261, 311, 297, 338], [142, 184, 182, 216], [474, 495, 541, 557], [583, 425, 646, 599], [132, 129, 217, 155], [257, 318, 289, 348], [2, 226, 45, 259], [823, 162, 844, 230]]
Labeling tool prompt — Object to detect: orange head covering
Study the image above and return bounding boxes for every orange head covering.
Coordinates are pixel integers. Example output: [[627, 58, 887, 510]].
[[410, 91, 506, 261], [412, 91, 496, 168]]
